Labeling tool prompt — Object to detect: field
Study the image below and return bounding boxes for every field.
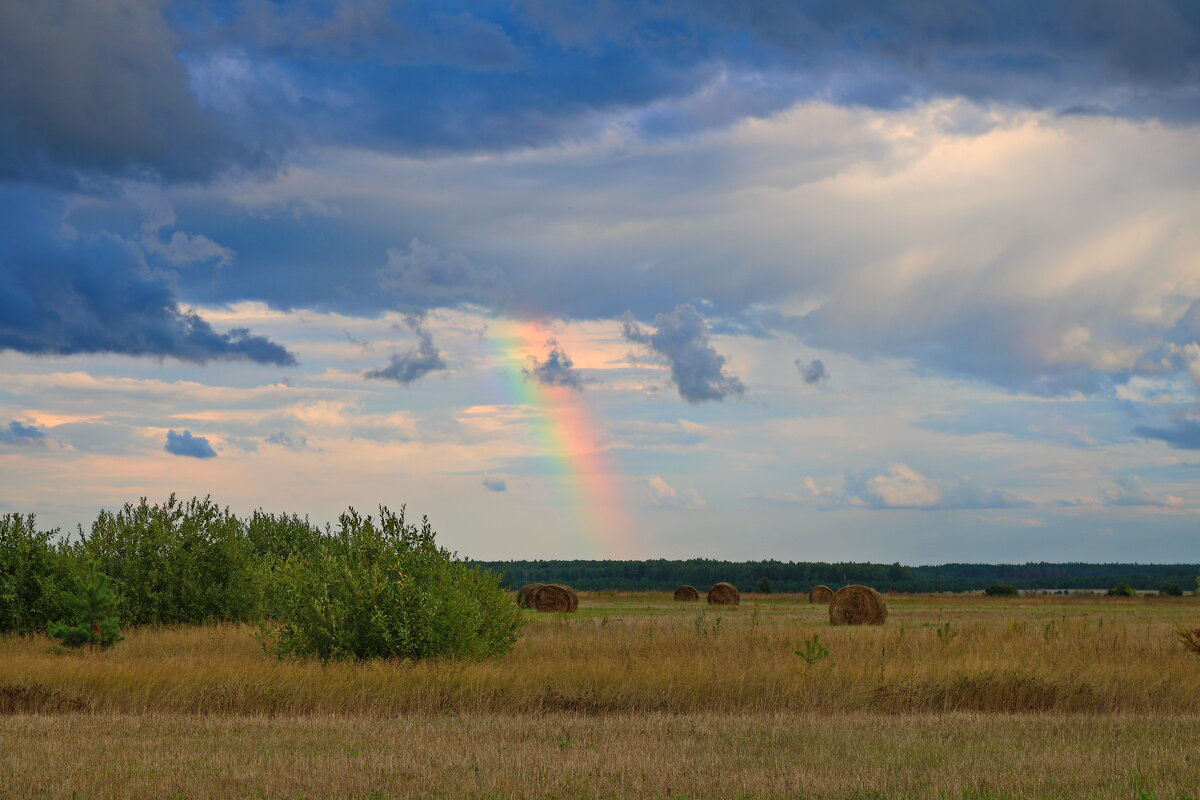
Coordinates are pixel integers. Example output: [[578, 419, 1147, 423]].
[[3, 592, 1199, 799]]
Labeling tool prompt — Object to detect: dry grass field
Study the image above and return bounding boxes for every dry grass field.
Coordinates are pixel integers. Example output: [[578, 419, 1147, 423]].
[[3, 592, 1199, 798]]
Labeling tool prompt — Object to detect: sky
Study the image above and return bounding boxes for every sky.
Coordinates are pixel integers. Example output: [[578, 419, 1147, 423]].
[[2, 0, 1200, 563]]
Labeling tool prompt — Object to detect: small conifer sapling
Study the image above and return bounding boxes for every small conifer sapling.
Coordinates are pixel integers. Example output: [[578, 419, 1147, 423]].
[[48, 564, 123, 650]]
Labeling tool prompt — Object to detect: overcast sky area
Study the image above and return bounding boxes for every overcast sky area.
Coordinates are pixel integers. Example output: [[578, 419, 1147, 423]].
[[3, 0, 1200, 562]]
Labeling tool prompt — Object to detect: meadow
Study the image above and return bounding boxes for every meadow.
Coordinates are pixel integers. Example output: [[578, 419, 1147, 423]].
[[3, 592, 1200, 799]]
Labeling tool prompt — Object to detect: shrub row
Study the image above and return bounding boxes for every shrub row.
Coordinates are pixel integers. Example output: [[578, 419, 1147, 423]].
[[0, 496, 521, 661]]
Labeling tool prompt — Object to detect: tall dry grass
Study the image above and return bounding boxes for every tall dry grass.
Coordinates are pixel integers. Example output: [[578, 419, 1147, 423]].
[[2, 593, 1198, 715], [3, 711, 1198, 799]]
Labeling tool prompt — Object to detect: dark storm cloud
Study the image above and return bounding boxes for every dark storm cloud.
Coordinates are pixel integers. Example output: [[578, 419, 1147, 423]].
[[523, 339, 588, 391], [184, 0, 1200, 164], [0, 0, 245, 184], [164, 429, 217, 459], [1133, 418, 1200, 450], [623, 305, 746, 404], [795, 358, 829, 385], [363, 316, 447, 385], [0, 189, 295, 365], [0, 420, 47, 446], [4, 0, 1198, 189]]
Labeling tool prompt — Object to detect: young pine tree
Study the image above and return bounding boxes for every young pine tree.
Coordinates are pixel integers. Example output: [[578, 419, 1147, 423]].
[[48, 564, 122, 650]]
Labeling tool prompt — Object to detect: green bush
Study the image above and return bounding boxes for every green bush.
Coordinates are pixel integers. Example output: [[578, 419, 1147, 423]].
[[0, 513, 74, 633], [1106, 583, 1137, 597], [74, 495, 262, 625], [264, 506, 522, 661], [245, 509, 323, 565], [1159, 583, 1183, 597], [984, 584, 1019, 597]]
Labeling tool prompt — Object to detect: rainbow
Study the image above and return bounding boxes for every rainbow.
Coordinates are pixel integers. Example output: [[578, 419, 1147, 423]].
[[484, 320, 634, 558]]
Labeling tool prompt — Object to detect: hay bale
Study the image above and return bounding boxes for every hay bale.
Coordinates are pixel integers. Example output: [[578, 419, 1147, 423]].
[[828, 585, 888, 625], [529, 583, 579, 613], [673, 585, 700, 602], [808, 585, 834, 604], [516, 583, 545, 609], [707, 582, 740, 605]]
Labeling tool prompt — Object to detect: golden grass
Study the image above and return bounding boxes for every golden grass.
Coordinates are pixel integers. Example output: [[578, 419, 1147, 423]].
[[3, 593, 1198, 715], [3, 711, 1199, 799], [4, 594, 1200, 798]]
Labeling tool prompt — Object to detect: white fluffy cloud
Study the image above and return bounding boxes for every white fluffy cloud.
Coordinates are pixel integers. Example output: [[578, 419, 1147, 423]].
[[645, 475, 707, 509]]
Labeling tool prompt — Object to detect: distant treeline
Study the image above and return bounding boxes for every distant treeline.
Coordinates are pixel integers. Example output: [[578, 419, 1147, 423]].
[[472, 559, 1200, 593]]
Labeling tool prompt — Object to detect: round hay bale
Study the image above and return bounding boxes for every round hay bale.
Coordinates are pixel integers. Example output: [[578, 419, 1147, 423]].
[[516, 583, 545, 609], [829, 585, 888, 625], [808, 585, 834, 604], [530, 583, 578, 613], [707, 582, 740, 605], [673, 585, 700, 602]]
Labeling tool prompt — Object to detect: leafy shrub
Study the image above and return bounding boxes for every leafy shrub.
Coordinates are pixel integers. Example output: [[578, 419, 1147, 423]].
[[47, 564, 122, 650], [0, 514, 74, 633], [1106, 583, 1137, 597], [757, 577, 772, 594], [74, 495, 262, 625], [1159, 583, 1183, 597], [264, 507, 522, 661], [984, 584, 1019, 597]]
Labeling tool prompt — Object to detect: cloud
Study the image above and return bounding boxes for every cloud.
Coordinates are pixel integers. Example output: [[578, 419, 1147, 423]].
[[0, 188, 295, 365], [141, 231, 236, 270], [146, 103, 1200, 402], [623, 305, 746, 403], [0, 0, 242, 183], [1099, 475, 1182, 507], [524, 339, 589, 390], [482, 477, 508, 492], [154, 1, 1200, 173], [379, 239, 505, 312], [645, 475, 706, 509], [164, 429, 217, 459], [363, 316, 447, 385], [795, 358, 829, 385], [0, 420, 47, 447], [6, 0, 1200, 194], [265, 432, 309, 451], [1133, 418, 1200, 450], [843, 464, 1033, 510]]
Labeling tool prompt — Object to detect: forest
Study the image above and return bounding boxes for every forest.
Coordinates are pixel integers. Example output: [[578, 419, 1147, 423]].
[[475, 558, 1200, 593]]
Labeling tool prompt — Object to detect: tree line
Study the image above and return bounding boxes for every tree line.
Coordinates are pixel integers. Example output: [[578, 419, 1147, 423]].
[[473, 559, 1200, 594]]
